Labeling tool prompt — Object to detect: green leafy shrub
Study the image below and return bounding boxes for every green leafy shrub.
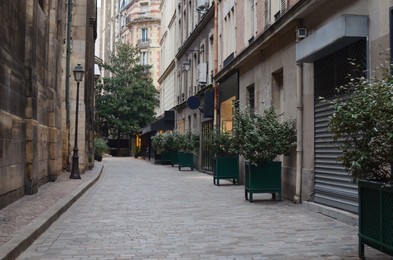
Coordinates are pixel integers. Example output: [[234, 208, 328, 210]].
[[207, 129, 238, 157], [233, 107, 296, 164], [177, 131, 199, 153], [151, 133, 166, 154], [329, 63, 393, 183], [94, 137, 109, 157]]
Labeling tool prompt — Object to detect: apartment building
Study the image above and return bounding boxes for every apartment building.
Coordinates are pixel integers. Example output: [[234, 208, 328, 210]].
[[120, 0, 162, 90], [213, 0, 393, 215]]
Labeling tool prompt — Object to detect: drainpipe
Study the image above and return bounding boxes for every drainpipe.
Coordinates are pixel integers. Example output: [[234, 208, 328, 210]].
[[65, 0, 73, 169], [213, 0, 218, 128], [294, 62, 303, 204]]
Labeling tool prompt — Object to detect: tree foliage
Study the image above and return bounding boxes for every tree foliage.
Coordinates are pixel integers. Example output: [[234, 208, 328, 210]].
[[96, 42, 159, 138], [329, 61, 393, 183]]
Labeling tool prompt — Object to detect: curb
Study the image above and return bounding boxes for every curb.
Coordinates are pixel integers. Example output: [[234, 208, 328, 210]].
[[0, 165, 104, 260], [304, 201, 358, 226]]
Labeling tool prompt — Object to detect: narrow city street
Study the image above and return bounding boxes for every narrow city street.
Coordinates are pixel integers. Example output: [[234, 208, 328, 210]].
[[18, 158, 391, 260]]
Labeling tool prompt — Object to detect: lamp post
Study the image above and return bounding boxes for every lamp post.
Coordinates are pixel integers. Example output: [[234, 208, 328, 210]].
[[70, 64, 85, 179]]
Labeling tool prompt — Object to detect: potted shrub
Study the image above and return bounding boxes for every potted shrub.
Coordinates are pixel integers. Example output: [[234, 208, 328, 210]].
[[177, 131, 199, 170], [133, 146, 141, 158], [328, 63, 393, 258], [233, 107, 296, 202], [152, 132, 168, 163], [207, 129, 239, 185], [163, 132, 181, 166], [94, 137, 109, 161]]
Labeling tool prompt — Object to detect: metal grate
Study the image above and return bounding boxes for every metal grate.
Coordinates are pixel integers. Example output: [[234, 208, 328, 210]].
[[314, 39, 367, 213], [201, 120, 213, 171], [314, 39, 367, 101]]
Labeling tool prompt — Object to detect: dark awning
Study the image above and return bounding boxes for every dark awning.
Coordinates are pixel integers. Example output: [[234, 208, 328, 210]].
[[140, 111, 175, 135]]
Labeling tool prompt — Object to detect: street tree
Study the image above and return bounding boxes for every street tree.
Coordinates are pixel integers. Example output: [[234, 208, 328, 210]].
[[96, 42, 159, 148]]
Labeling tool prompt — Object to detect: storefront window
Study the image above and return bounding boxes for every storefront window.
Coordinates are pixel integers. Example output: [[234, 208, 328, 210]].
[[220, 96, 236, 132]]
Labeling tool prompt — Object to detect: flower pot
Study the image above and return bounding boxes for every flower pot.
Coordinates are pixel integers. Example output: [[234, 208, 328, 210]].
[[245, 161, 282, 202], [178, 152, 194, 170], [358, 179, 393, 258], [213, 156, 239, 185]]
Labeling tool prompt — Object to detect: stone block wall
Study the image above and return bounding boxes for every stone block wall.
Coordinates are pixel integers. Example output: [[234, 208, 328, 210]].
[[0, 0, 65, 209]]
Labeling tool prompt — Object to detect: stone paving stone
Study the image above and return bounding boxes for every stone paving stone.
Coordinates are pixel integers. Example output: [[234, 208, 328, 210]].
[[16, 158, 393, 259], [0, 162, 102, 248]]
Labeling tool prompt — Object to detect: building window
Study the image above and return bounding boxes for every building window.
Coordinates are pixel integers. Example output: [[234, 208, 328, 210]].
[[245, 0, 255, 43], [140, 2, 149, 12], [247, 85, 255, 113], [141, 52, 148, 65], [141, 28, 148, 42]]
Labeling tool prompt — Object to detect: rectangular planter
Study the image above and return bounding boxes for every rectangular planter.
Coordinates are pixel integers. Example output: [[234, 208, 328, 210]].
[[168, 152, 179, 167], [178, 152, 194, 170], [213, 156, 239, 185], [358, 179, 393, 258], [245, 161, 282, 202], [160, 152, 172, 165]]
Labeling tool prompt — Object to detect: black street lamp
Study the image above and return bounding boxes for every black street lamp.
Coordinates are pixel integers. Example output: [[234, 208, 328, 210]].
[[70, 64, 85, 179]]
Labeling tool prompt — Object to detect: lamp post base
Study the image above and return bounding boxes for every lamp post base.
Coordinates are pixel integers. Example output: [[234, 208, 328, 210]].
[[70, 155, 81, 179]]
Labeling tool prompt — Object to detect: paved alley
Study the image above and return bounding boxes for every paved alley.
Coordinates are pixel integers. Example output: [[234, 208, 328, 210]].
[[17, 158, 391, 260]]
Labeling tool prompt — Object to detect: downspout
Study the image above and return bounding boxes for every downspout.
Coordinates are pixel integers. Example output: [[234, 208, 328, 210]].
[[213, 0, 218, 128], [65, 0, 73, 169], [294, 62, 303, 204]]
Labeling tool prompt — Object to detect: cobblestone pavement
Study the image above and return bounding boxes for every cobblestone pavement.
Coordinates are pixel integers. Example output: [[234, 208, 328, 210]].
[[0, 162, 102, 259], [17, 158, 392, 259]]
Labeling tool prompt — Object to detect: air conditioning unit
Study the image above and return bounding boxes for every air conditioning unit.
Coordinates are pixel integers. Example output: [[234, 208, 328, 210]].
[[197, 63, 207, 85], [196, 0, 209, 13]]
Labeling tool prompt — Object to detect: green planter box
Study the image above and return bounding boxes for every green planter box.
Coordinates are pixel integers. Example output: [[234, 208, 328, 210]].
[[160, 152, 172, 164], [213, 156, 239, 185], [178, 152, 194, 170], [245, 161, 282, 202], [358, 179, 393, 258], [168, 152, 178, 167]]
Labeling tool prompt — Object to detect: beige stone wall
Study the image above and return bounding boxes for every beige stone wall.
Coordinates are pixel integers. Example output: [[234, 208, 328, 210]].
[[232, 0, 393, 201], [0, 0, 65, 209], [62, 0, 96, 172], [238, 31, 298, 198]]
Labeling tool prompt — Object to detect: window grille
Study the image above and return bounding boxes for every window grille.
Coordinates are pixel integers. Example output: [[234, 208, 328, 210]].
[[314, 39, 367, 101], [201, 120, 213, 171]]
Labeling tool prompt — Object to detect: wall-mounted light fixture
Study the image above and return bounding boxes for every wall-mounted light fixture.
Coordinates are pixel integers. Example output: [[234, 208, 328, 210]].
[[296, 27, 308, 40], [182, 49, 199, 72], [182, 57, 191, 71]]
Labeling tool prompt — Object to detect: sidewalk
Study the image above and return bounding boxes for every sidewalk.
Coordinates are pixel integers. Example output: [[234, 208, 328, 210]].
[[1, 158, 392, 259], [0, 162, 103, 260]]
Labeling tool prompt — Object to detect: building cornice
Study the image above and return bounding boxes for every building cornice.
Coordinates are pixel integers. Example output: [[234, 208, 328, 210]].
[[175, 4, 215, 60], [158, 59, 175, 84]]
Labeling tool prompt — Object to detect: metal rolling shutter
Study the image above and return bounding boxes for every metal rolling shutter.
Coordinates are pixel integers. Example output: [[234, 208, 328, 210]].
[[313, 39, 367, 214], [314, 101, 358, 213]]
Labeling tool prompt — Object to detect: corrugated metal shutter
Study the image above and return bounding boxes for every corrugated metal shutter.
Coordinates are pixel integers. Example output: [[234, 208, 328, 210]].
[[313, 39, 366, 214], [314, 101, 358, 213]]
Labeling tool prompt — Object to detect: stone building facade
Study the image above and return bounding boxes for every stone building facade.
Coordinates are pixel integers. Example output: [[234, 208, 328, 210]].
[[0, 0, 96, 209], [123, 0, 162, 90], [215, 0, 393, 214], [0, 0, 65, 208]]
